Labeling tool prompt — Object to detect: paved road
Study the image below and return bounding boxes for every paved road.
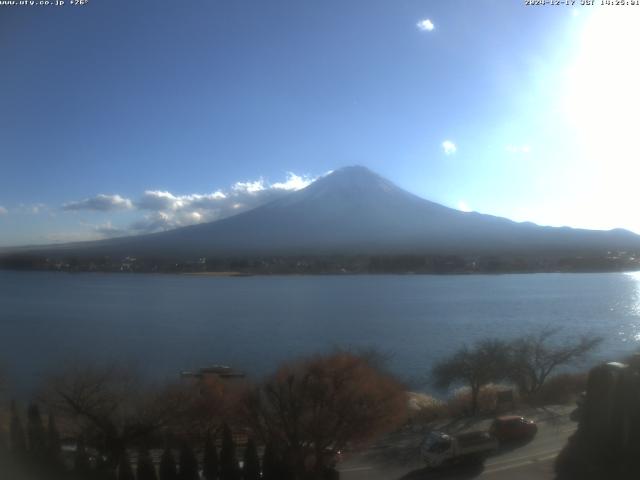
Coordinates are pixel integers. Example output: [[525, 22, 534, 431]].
[[339, 409, 576, 480]]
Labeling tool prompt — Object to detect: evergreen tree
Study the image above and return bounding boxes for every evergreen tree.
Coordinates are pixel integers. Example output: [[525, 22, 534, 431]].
[[242, 438, 260, 480], [117, 450, 135, 480], [95, 454, 108, 478], [9, 401, 26, 457], [159, 447, 178, 480], [261, 443, 292, 480], [27, 403, 47, 460], [47, 413, 62, 467], [95, 453, 118, 480], [280, 454, 294, 480], [202, 433, 219, 480], [178, 442, 198, 480], [137, 447, 158, 480], [260, 444, 276, 480], [74, 437, 91, 476], [219, 424, 240, 480]]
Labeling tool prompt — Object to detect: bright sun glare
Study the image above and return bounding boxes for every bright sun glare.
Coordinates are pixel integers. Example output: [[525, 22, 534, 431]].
[[563, 9, 640, 195]]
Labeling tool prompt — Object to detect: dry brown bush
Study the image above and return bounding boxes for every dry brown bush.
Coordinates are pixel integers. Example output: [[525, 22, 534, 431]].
[[527, 372, 587, 406], [446, 383, 518, 417], [244, 350, 407, 479], [407, 392, 448, 424]]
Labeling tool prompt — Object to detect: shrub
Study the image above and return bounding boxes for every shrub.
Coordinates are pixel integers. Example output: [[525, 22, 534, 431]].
[[406, 392, 447, 424], [527, 373, 587, 405], [446, 383, 517, 417]]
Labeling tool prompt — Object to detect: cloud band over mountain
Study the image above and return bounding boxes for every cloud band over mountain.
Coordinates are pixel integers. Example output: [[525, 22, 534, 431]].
[[61, 172, 318, 238], [63, 194, 133, 212]]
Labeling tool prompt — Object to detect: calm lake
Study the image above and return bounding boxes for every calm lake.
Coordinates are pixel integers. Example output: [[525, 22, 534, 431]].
[[2, 270, 640, 394]]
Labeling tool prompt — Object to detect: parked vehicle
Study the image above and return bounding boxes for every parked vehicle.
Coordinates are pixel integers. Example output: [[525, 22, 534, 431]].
[[489, 416, 538, 443], [421, 430, 498, 469]]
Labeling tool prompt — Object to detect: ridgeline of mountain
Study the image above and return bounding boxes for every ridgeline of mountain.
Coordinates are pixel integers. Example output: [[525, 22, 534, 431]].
[[3, 166, 640, 271]]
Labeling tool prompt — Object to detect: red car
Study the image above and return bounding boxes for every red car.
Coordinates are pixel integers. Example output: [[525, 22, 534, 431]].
[[489, 416, 538, 443]]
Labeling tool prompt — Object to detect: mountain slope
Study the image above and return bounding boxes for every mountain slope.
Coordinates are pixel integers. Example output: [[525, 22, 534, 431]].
[[11, 166, 640, 258]]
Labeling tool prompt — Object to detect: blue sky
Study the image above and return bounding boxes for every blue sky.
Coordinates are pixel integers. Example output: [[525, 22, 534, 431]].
[[1, 0, 639, 246]]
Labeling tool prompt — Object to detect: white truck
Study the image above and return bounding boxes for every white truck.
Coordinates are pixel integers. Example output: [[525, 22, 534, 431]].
[[420, 430, 498, 469]]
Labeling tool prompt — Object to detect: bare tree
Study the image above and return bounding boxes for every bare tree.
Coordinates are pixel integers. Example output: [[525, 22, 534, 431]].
[[177, 373, 248, 440], [432, 339, 510, 415], [508, 327, 602, 396], [244, 351, 406, 480], [40, 363, 192, 471]]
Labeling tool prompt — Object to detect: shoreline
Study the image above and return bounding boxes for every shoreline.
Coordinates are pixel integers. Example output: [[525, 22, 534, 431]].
[[182, 271, 253, 277], [2, 268, 640, 277]]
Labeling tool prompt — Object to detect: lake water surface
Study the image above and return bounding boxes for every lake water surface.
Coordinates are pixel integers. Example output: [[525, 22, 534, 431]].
[[2, 270, 640, 394]]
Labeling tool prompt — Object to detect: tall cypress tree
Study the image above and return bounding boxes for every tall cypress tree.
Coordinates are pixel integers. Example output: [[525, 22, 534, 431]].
[[159, 447, 178, 480], [202, 433, 219, 480], [9, 401, 26, 457], [219, 424, 240, 480], [178, 442, 198, 480], [117, 450, 135, 480], [137, 447, 158, 480], [261, 443, 292, 480], [260, 443, 276, 480], [242, 438, 260, 480], [95, 453, 118, 480], [27, 404, 47, 461], [47, 413, 62, 467]]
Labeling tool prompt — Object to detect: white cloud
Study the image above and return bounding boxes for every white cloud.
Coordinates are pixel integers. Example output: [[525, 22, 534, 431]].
[[271, 172, 314, 191], [57, 171, 319, 238], [63, 194, 133, 212], [186, 192, 228, 211], [134, 190, 228, 212], [0, 206, 7, 216], [135, 191, 178, 211], [232, 179, 265, 194], [128, 171, 318, 234], [417, 19, 435, 32], [442, 140, 457, 155], [505, 144, 532, 154], [457, 200, 472, 213]]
